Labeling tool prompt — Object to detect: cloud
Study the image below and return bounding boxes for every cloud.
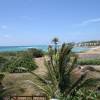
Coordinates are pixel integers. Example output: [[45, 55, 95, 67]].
[[1, 25, 7, 29], [76, 18, 100, 26]]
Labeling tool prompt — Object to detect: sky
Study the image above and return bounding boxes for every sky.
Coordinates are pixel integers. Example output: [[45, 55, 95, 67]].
[[0, 0, 100, 46]]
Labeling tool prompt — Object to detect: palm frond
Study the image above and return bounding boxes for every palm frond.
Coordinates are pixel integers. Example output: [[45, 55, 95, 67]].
[[30, 71, 48, 84], [66, 73, 87, 96]]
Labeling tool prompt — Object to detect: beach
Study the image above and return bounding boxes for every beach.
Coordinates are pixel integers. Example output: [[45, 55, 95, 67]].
[[78, 46, 100, 59]]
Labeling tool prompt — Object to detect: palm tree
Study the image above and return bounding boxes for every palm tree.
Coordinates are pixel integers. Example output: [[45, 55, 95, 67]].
[[28, 43, 89, 99], [52, 37, 59, 54]]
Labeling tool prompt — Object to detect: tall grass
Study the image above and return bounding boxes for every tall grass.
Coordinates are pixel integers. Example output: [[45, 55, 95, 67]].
[[78, 58, 100, 65]]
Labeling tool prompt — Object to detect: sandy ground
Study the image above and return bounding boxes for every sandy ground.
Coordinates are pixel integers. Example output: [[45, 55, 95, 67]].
[[82, 46, 100, 54], [78, 46, 100, 59], [78, 53, 100, 59], [86, 46, 100, 54], [34, 57, 47, 75], [72, 65, 100, 79]]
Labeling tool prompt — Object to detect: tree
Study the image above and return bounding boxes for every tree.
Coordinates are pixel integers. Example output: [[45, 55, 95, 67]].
[[27, 43, 89, 99], [52, 37, 59, 54]]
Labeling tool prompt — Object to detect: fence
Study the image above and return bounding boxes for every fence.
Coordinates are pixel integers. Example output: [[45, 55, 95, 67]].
[[3, 96, 48, 100]]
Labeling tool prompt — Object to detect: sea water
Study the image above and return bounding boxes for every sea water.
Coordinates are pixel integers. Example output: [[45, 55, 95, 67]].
[[0, 45, 90, 52]]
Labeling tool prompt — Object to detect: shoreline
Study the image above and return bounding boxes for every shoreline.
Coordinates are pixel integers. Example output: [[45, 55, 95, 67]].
[[78, 46, 100, 59], [81, 46, 100, 54]]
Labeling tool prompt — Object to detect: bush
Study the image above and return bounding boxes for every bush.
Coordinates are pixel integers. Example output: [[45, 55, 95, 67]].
[[78, 58, 100, 65], [0, 57, 8, 70], [0, 48, 44, 72], [2, 57, 38, 72], [0, 57, 8, 64], [0, 52, 17, 57], [0, 74, 5, 81], [28, 48, 44, 58], [59, 88, 99, 100]]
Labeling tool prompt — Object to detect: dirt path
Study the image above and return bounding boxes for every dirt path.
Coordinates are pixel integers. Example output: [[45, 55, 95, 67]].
[[34, 57, 47, 75]]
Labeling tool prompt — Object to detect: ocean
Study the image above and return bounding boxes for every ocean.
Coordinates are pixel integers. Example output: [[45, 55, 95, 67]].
[[0, 45, 90, 52]]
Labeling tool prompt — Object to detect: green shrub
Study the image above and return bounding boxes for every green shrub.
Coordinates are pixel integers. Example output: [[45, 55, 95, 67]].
[[0, 48, 44, 72], [0, 57, 8, 70], [0, 74, 5, 82], [27, 48, 44, 58], [0, 52, 17, 57], [0, 57, 8, 64], [59, 88, 99, 100], [78, 59, 100, 65], [2, 57, 38, 72], [0, 48, 44, 58]]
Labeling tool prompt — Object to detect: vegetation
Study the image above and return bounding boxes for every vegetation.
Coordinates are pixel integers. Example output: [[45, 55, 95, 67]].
[[0, 57, 8, 67], [52, 37, 59, 54], [1, 57, 37, 72], [0, 40, 100, 99], [59, 88, 99, 100], [78, 58, 100, 65], [0, 48, 44, 58], [27, 48, 44, 58], [0, 52, 17, 57], [0, 74, 5, 100], [0, 48, 44, 72], [0, 57, 8, 64], [25, 43, 99, 99]]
